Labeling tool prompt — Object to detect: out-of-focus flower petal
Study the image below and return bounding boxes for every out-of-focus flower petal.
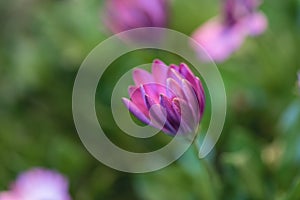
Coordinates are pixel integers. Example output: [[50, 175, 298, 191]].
[[192, 18, 246, 62], [7, 168, 71, 200], [297, 71, 300, 90], [0, 192, 18, 200], [192, 0, 267, 62], [243, 12, 268, 36], [103, 0, 168, 34]]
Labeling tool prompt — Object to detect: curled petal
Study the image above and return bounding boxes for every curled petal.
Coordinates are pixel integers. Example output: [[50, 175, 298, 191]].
[[172, 98, 197, 134], [142, 93, 156, 110], [181, 79, 200, 121], [152, 59, 169, 85], [148, 104, 176, 134], [195, 77, 206, 115], [129, 86, 149, 116], [142, 83, 167, 102], [159, 94, 181, 129], [179, 63, 197, 86], [166, 78, 184, 99], [122, 98, 150, 124], [167, 68, 185, 85]]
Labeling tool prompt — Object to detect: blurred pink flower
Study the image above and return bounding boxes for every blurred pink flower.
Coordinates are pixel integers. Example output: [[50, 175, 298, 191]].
[[192, 0, 268, 62], [0, 168, 71, 200], [0, 192, 15, 200], [122, 59, 205, 136], [297, 71, 300, 89], [103, 0, 168, 34]]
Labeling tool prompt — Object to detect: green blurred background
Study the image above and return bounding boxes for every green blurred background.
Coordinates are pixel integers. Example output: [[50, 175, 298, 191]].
[[1, 0, 300, 199]]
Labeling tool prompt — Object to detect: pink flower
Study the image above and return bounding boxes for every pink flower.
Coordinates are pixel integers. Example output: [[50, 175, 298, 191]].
[[0, 168, 71, 200], [297, 71, 300, 89], [192, 0, 268, 62], [0, 192, 15, 200], [122, 60, 205, 136], [103, 0, 168, 34]]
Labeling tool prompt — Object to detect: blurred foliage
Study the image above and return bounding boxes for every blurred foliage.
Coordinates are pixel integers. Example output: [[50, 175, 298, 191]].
[[1, 0, 300, 199]]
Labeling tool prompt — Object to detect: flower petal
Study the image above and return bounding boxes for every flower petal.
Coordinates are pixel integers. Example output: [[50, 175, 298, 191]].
[[141, 87, 156, 110], [152, 59, 169, 85], [148, 103, 177, 134], [128, 85, 138, 96], [192, 18, 246, 62], [142, 83, 167, 102], [129, 87, 149, 116], [172, 98, 197, 134], [195, 77, 206, 115], [0, 192, 17, 200], [167, 68, 185, 85], [177, 63, 205, 115], [166, 78, 184, 99], [11, 168, 71, 200], [122, 98, 150, 124], [181, 79, 200, 120], [133, 68, 154, 85], [244, 12, 268, 36], [179, 63, 197, 85], [159, 94, 180, 129]]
